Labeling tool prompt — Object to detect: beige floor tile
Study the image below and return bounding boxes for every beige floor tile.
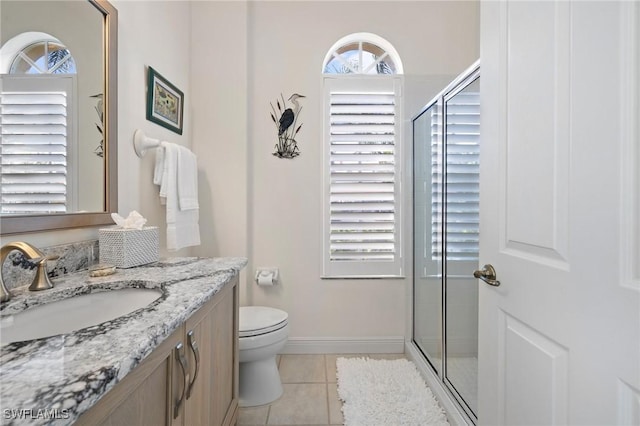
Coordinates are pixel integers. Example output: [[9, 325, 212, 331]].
[[327, 383, 344, 425], [267, 383, 329, 425], [325, 353, 369, 383], [238, 405, 270, 425], [239, 352, 406, 426], [279, 354, 326, 383]]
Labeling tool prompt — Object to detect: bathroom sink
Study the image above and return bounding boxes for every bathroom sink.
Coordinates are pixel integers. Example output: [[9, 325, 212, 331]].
[[0, 288, 162, 344]]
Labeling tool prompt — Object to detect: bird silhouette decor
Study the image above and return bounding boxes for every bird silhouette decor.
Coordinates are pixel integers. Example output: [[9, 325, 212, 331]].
[[270, 93, 305, 158], [90, 93, 104, 157]]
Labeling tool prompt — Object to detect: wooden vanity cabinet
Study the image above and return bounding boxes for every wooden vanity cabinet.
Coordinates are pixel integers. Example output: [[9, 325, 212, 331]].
[[77, 276, 239, 426], [182, 276, 238, 426], [80, 326, 181, 426]]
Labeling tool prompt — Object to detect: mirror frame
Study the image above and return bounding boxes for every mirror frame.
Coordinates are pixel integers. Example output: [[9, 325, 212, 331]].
[[0, 0, 118, 235]]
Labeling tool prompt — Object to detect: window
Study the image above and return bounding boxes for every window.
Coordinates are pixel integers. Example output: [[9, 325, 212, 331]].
[[322, 34, 404, 278], [323, 33, 403, 75], [0, 33, 76, 214], [9, 40, 76, 75]]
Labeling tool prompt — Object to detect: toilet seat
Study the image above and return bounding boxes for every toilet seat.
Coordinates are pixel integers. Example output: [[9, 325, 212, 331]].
[[239, 306, 288, 338]]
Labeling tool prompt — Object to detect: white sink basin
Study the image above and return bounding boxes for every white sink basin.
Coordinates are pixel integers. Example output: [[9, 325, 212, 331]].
[[0, 288, 162, 344]]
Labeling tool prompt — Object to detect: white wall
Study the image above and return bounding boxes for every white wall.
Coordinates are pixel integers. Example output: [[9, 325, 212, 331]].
[[190, 1, 248, 261], [192, 1, 479, 348], [113, 0, 192, 258]]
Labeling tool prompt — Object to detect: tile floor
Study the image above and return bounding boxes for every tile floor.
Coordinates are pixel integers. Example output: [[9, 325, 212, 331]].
[[238, 353, 406, 426]]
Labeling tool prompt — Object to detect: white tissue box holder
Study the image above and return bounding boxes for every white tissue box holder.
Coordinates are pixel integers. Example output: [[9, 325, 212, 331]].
[[99, 226, 159, 268]]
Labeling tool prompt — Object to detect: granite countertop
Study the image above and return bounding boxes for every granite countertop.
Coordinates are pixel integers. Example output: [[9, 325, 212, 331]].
[[0, 257, 247, 426]]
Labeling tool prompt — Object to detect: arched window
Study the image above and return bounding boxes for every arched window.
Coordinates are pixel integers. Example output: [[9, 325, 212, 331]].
[[322, 32, 403, 75], [0, 32, 77, 214], [1, 32, 76, 75], [10, 40, 76, 74], [321, 33, 404, 278]]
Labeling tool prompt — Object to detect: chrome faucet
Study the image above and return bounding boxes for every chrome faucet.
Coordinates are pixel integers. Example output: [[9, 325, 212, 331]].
[[0, 242, 57, 303]]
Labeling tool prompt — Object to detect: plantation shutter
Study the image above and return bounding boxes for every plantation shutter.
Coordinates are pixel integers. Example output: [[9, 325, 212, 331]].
[[1, 76, 72, 214], [431, 91, 480, 261], [323, 77, 402, 277]]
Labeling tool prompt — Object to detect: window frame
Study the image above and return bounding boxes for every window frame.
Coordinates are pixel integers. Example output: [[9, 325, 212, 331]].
[[322, 75, 404, 278], [321, 33, 404, 279]]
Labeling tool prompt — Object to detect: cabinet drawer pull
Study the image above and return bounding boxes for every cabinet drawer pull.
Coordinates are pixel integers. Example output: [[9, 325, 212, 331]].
[[174, 342, 189, 419], [186, 330, 200, 400]]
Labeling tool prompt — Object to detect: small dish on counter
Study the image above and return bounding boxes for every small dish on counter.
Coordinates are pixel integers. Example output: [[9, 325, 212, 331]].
[[88, 264, 117, 277]]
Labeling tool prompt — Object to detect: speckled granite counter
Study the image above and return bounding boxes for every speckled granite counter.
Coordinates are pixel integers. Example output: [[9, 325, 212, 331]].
[[0, 257, 247, 425]]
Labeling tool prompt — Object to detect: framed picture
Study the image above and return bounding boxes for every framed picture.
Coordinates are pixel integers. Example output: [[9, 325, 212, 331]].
[[146, 66, 184, 134]]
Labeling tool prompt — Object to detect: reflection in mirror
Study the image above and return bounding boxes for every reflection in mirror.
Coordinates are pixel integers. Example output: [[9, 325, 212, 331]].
[[0, 0, 117, 233]]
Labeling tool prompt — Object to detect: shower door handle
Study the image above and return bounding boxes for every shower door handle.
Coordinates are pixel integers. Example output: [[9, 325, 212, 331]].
[[473, 264, 501, 287]]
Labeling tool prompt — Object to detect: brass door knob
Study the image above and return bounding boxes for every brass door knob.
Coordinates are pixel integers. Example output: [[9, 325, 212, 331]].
[[473, 264, 501, 287]]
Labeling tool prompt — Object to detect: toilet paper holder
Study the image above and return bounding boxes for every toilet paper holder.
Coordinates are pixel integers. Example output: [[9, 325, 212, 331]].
[[255, 268, 279, 286]]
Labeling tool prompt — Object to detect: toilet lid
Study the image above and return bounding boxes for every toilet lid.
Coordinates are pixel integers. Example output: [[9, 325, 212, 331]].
[[239, 306, 288, 337]]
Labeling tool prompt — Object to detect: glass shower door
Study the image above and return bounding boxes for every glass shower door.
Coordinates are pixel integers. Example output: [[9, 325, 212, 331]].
[[443, 73, 480, 416], [412, 99, 443, 375], [412, 61, 480, 422]]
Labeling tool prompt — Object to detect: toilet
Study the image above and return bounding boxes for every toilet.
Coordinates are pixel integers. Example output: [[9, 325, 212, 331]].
[[238, 306, 289, 407]]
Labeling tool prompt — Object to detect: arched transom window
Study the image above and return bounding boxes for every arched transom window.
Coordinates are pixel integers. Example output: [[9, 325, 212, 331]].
[[1, 32, 76, 75], [322, 32, 403, 75]]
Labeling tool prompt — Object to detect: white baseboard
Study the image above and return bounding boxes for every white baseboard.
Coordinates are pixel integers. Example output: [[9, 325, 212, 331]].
[[405, 340, 473, 426], [281, 336, 405, 354]]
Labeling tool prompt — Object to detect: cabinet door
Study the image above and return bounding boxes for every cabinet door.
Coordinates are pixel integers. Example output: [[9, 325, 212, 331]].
[[184, 276, 239, 426], [211, 277, 239, 426], [184, 300, 214, 426], [77, 328, 182, 426], [100, 360, 169, 426]]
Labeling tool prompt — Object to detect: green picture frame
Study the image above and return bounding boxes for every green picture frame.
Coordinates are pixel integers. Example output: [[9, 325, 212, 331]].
[[146, 66, 184, 135]]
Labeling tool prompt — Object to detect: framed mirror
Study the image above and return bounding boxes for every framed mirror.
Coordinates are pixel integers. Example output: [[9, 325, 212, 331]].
[[0, 0, 117, 234]]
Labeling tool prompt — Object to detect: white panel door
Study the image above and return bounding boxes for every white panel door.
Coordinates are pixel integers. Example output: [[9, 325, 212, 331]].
[[479, 1, 640, 425]]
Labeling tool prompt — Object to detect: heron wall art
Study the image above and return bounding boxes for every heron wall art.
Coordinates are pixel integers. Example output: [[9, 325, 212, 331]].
[[270, 93, 305, 158]]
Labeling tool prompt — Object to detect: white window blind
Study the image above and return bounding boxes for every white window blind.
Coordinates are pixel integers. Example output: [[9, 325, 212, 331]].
[[1, 77, 72, 214], [431, 91, 480, 261], [323, 77, 402, 277]]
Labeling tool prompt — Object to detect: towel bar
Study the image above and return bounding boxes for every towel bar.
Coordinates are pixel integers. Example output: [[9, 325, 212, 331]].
[[133, 129, 161, 158]]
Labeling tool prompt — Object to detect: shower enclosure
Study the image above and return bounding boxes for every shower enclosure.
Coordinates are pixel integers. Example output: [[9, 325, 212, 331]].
[[412, 62, 480, 422]]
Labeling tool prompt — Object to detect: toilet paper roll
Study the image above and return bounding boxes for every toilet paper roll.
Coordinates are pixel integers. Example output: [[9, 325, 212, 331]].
[[257, 272, 275, 286]]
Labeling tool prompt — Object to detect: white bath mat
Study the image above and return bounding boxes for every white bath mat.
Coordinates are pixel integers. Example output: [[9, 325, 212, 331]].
[[336, 357, 450, 426]]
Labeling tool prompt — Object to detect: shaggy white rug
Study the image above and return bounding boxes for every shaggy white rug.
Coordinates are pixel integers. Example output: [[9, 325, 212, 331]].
[[336, 357, 450, 426]]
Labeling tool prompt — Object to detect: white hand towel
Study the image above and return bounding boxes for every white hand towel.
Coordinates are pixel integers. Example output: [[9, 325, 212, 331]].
[[177, 145, 199, 211], [154, 141, 200, 251], [153, 143, 165, 187]]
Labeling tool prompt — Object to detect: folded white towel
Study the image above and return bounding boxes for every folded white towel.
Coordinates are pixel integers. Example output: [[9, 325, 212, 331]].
[[177, 146, 199, 211], [154, 141, 200, 251], [153, 144, 165, 187]]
